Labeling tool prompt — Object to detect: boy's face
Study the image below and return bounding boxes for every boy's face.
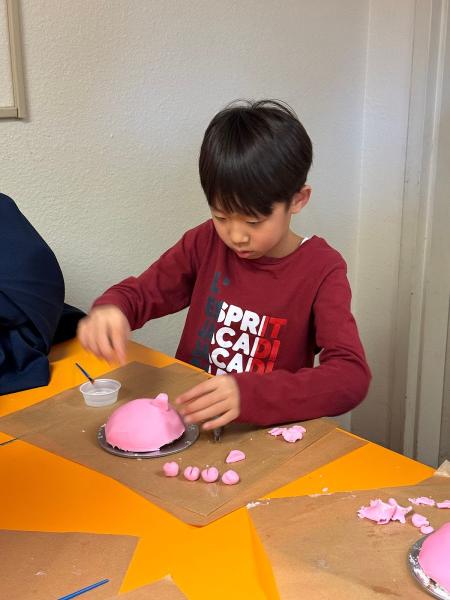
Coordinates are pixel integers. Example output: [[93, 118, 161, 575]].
[[210, 188, 310, 260]]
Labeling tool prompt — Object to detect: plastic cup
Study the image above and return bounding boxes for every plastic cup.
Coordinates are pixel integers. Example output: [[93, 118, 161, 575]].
[[80, 379, 121, 407]]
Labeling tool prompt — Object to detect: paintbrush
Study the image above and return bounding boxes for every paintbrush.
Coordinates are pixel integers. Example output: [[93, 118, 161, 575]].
[[75, 362, 95, 385], [57, 578, 109, 600]]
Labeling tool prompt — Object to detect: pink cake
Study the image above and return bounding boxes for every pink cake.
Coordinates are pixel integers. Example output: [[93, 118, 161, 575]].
[[105, 393, 185, 452], [418, 521, 450, 592]]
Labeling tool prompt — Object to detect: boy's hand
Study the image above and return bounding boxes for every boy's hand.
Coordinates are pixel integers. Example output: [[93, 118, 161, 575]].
[[77, 305, 130, 364], [175, 375, 240, 430]]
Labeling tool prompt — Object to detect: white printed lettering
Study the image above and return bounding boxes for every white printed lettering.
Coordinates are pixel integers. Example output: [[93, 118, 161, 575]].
[[232, 332, 250, 354], [216, 326, 235, 348], [211, 348, 229, 369], [217, 301, 228, 323], [223, 304, 243, 326], [240, 310, 260, 334], [226, 353, 243, 372]]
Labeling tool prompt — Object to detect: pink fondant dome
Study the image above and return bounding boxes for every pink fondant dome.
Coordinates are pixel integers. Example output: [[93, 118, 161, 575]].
[[105, 393, 185, 452], [418, 521, 450, 592]]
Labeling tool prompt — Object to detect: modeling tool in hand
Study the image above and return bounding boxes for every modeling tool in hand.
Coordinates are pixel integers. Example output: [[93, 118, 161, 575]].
[[213, 426, 223, 442]]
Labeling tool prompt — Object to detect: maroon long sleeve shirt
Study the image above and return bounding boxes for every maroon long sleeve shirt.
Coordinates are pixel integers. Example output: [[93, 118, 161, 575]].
[[93, 220, 371, 426]]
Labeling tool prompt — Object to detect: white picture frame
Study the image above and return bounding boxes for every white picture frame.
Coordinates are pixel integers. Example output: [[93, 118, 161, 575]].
[[0, 0, 26, 118]]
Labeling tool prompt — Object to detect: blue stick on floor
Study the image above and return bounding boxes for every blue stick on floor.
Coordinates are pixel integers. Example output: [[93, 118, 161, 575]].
[[57, 578, 109, 600]]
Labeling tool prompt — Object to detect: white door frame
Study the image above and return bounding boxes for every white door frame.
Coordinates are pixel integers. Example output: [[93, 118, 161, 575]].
[[392, 0, 450, 466]]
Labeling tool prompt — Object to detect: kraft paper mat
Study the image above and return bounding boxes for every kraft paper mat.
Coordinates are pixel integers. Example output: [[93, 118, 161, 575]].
[[0, 529, 137, 600], [0, 361, 338, 525], [249, 475, 450, 599], [105, 577, 187, 599]]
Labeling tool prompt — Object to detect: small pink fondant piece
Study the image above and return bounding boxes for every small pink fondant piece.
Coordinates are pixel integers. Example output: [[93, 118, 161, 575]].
[[420, 525, 434, 535], [357, 499, 396, 524], [183, 466, 200, 481], [387, 498, 412, 524], [268, 427, 284, 436], [163, 461, 179, 477], [226, 450, 246, 464], [412, 513, 429, 528], [221, 469, 240, 485], [291, 425, 307, 433], [152, 393, 169, 410], [358, 498, 411, 524], [282, 427, 305, 443], [408, 496, 435, 506], [201, 467, 219, 483], [269, 424, 307, 442], [436, 500, 450, 509]]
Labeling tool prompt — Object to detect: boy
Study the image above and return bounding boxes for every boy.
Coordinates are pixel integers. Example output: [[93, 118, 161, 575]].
[[78, 100, 371, 430]]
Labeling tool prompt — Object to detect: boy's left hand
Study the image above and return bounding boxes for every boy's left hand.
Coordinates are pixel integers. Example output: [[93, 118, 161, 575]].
[[175, 375, 240, 430]]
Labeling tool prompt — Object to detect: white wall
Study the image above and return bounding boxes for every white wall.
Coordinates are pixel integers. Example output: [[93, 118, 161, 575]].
[[0, 1, 417, 443]]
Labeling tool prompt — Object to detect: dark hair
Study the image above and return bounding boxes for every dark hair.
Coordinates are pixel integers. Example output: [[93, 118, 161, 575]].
[[199, 99, 313, 216]]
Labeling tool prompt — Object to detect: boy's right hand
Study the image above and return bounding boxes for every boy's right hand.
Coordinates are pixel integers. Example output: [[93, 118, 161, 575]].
[[77, 305, 130, 364]]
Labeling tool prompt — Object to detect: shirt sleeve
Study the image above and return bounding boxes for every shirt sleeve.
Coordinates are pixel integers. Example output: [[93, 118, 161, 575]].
[[234, 264, 371, 426], [92, 225, 206, 330]]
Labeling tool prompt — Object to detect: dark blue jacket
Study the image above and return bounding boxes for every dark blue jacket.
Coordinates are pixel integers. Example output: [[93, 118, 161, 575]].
[[0, 194, 65, 394]]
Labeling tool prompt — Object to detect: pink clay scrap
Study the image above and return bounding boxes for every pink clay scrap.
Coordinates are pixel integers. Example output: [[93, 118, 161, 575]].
[[408, 496, 436, 506], [221, 469, 240, 485], [421, 525, 434, 534], [201, 467, 219, 483], [412, 513, 429, 528], [225, 450, 246, 464], [163, 461, 179, 477], [183, 466, 200, 481]]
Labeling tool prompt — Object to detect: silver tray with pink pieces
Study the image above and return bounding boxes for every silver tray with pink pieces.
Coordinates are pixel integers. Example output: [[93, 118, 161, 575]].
[[408, 536, 450, 600]]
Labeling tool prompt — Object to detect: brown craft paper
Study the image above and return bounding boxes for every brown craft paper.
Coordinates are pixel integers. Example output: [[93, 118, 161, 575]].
[[0, 530, 137, 600], [164, 426, 365, 524], [249, 475, 450, 599], [105, 577, 187, 600], [436, 459, 450, 476], [254, 427, 366, 498], [0, 362, 337, 525]]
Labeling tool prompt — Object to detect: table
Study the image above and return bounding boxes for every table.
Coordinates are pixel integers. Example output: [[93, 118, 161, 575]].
[[0, 340, 434, 599]]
